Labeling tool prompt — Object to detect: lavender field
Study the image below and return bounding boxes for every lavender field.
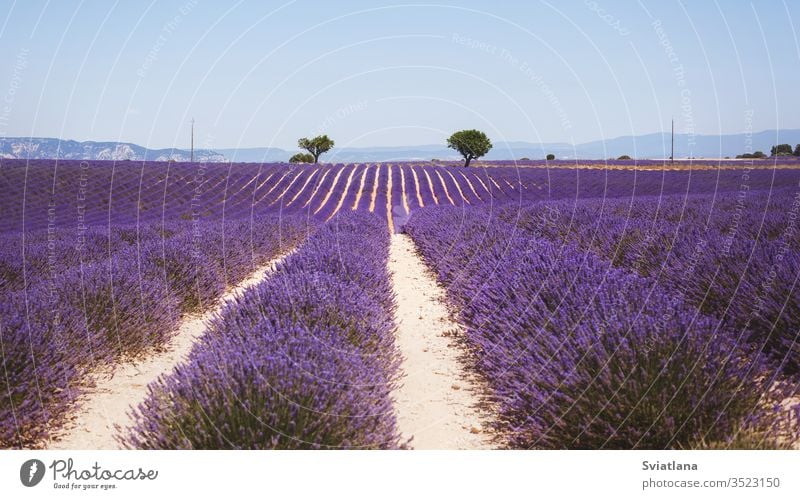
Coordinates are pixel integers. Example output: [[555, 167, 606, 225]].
[[1, 158, 799, 449]]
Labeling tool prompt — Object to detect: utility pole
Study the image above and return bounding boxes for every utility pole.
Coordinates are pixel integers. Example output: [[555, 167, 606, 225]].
[[190, 118, 195, 162], [670, 117, 674, 165]]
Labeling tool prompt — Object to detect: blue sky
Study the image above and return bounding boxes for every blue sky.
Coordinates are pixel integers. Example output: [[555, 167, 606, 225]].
[[0, 0, 798, 150]]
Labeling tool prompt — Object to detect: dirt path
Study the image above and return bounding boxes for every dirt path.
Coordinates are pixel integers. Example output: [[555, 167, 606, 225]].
[[388, 233, 494, 449], [48, 255, 288, 450]]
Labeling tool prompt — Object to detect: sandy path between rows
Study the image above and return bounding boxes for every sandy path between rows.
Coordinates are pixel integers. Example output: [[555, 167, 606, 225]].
[[48, 256, 287, 450], [389, 233, 494, 449]]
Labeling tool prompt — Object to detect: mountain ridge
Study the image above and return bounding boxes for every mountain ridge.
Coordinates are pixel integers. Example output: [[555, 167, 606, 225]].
[[2, 129, 799, 163], [0, 137, 224, 162]]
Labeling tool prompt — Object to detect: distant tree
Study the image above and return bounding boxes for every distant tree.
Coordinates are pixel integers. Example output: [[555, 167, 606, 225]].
[[446, 129, 492, 167], [546, 153, 555, 161], [297, 135, 334, 163], [736, 151, 767, 159], [520, 157, 531, 161], [771, 144, 793, 156], [617, 155, 632, 160], [794, 144, 800, 156], [289, 152, 315, 164]]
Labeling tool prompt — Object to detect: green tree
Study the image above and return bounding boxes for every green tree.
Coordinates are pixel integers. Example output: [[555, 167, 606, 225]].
[[617, 155, 632, 160], [794, 144, 800, 156], [446, 129, 492, 167], [771, 144, 793, 156], [289, 152, 315, 164], [297, 135, 334, 163], [546, 153, 555, 161], [736, 151, 767, 159]]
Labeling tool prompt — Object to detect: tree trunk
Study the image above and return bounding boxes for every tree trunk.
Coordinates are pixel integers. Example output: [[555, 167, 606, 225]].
[[313, 153, 320, 164], [464, 156, 472, 168]]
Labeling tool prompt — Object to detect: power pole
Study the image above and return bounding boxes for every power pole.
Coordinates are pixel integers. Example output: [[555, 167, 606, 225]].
[[670, 117, 674, 165], [190, 118, 195, 162]]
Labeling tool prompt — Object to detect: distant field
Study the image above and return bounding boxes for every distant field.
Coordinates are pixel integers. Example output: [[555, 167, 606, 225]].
[[2, 159, 799, 233], [1, 159, 798, 449], [469, 157, 800, 170]]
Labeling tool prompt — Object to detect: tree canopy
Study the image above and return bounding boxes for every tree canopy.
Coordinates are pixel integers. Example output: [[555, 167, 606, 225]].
[[297, 135, 334, 163], [771, 144, 793, 156], [446, 129, 492, 167], [289, 152, 315, 164], [736, 151, 767, 159]]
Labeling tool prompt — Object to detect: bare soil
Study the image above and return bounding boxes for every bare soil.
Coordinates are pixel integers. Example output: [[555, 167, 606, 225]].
[[388, 233, 494, 450]]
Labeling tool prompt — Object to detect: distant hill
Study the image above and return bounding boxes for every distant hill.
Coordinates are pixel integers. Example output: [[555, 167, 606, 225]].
[[3, 130, 799, 162], [0, 137, 225, 162], [213, 129, 800, 162], [537, 129, 800, 160]]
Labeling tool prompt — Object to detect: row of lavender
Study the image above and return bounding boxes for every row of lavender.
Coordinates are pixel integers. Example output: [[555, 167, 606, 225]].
[[499, 188, 800, 374], [405, 206, 799, 449], [122, 212, 404, 449], [0, 217, 308, 297], [0, 214, 308, 448]]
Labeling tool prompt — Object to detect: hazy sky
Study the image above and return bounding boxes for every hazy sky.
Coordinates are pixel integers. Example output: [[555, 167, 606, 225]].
[[0, 0, 798, 150]]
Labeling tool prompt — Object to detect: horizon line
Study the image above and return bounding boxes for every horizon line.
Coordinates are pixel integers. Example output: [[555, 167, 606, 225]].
[[2, 127, 799, 152]]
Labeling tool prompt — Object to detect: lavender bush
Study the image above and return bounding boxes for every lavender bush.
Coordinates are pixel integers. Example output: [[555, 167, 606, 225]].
[[500, 190, 800, 373], [142, 235, 225, 313], [0, 291, 83, 446]]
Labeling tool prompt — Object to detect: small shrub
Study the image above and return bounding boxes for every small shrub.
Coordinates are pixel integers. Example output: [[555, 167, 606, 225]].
[[0, 291, 82, 447], [692, 427, 796, 450], [289, 152, 315, 164], [142, 236, 225, 313], [53, 258, 181, 357]]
